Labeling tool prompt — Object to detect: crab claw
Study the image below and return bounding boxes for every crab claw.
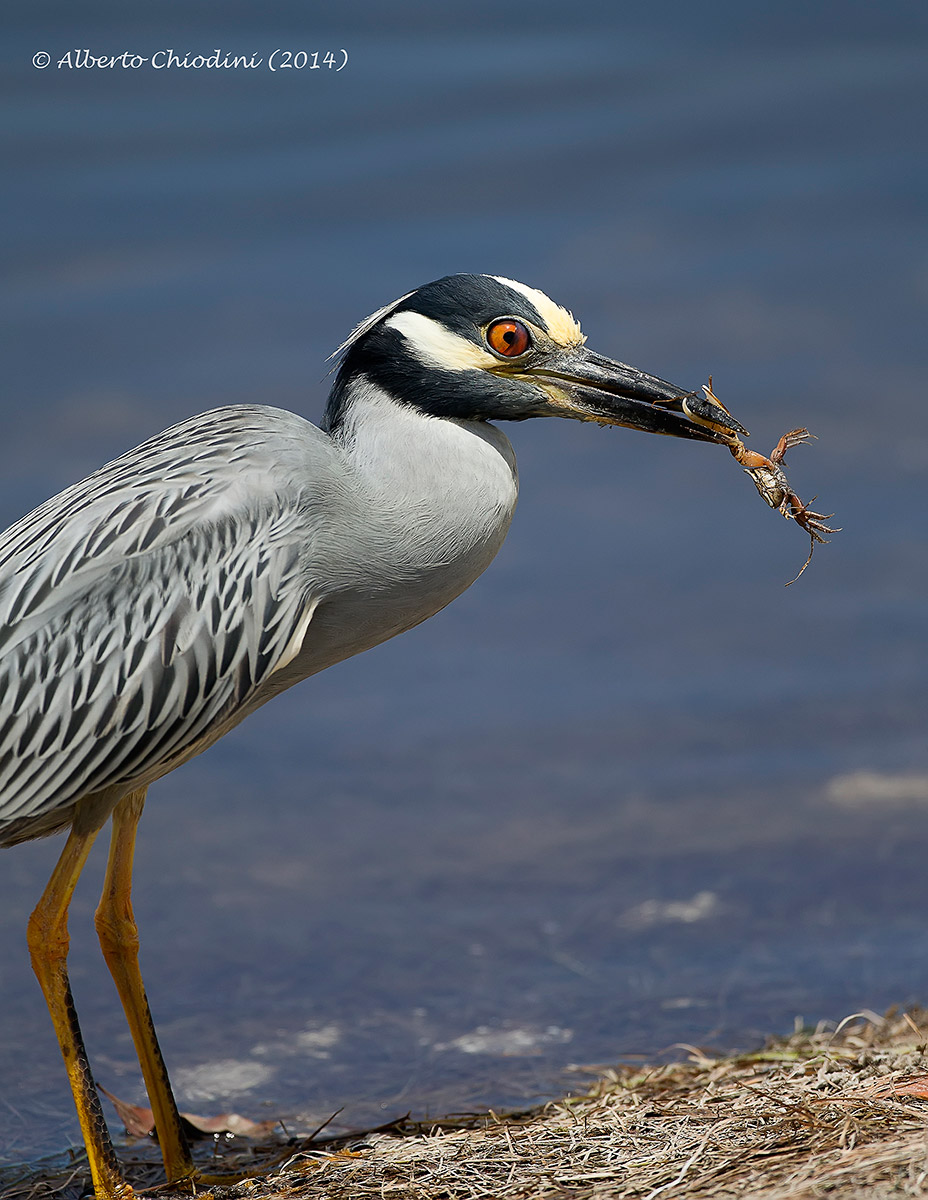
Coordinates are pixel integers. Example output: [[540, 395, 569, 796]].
[[770, 428, 817, 464]]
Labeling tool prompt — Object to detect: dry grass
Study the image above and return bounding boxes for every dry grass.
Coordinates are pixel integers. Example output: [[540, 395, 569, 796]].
[[12, 1009, 928, 1200]]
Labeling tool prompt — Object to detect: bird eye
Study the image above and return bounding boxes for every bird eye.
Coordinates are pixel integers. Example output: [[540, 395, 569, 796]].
[[486, 319, 532, 358]]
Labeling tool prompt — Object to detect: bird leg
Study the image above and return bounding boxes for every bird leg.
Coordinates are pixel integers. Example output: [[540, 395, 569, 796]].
[[94, 787, 195, 1186], [27, 823, 132, 1199]]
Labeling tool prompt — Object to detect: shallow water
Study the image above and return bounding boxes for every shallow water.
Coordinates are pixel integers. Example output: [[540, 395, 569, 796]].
[[1, 0, 927, 1173]]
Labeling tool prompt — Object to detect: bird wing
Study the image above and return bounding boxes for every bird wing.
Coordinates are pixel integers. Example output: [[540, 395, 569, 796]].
[[0, 406, 333, 842]]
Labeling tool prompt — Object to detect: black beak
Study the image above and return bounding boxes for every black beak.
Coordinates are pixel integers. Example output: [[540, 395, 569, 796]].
[[528, 347, 744, 443]]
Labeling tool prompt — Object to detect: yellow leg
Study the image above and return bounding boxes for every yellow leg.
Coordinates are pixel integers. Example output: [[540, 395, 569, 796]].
[[27, 823, 132, 1200], [94, 788, 194, 1185]]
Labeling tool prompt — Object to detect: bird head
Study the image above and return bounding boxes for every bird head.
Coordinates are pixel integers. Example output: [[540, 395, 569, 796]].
[[324, 274, 741, 444]]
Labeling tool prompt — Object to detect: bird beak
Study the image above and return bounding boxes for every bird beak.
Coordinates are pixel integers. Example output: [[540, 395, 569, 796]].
[[524, 347, 745, 443]]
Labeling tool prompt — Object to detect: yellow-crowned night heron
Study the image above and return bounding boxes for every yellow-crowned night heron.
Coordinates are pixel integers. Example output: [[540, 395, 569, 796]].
[[1, 275, 737, 1197]]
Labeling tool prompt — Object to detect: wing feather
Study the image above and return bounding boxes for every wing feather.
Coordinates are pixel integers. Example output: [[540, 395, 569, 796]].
[[0, 406, 333, 844]]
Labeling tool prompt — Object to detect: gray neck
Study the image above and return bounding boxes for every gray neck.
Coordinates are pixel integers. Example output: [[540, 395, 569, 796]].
[[332, 378, 519, 569], [263, 380, 520, 695]]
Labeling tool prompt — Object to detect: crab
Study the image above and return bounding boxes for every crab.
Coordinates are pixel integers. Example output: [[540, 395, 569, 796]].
[[682, 379, 839, 584]]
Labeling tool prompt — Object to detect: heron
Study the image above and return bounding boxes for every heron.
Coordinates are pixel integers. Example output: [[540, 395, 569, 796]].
[[2, 274, 736, 1198]]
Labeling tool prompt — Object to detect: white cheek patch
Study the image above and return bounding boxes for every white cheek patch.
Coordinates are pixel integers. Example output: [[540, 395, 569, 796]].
[[384, 311, 495, 372], [491, 276, 585, 348]]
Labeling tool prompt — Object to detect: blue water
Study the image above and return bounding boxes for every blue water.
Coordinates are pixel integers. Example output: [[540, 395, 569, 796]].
[[1, 0, 927, 1175]]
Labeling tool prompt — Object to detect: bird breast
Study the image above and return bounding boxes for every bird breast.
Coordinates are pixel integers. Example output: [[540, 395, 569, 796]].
[[280, 384, 520, 684]]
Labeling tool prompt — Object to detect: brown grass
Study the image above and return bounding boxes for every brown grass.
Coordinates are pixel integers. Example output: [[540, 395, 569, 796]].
[[11, 1009, 928, 1200]]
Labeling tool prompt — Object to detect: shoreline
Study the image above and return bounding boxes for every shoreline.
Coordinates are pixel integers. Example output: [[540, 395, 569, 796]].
[[11, 1008, 928, 1200]]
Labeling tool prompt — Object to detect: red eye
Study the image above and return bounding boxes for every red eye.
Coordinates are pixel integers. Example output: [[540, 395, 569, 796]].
[[486, 319, 532, 358]]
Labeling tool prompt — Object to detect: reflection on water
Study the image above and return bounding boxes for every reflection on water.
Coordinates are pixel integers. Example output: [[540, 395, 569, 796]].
[[2, 0, 927, 1172]]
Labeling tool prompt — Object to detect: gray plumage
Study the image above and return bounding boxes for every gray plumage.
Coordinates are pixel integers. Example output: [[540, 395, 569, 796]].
[[0, 407, 319, 842], [0, 395, 518, 845]]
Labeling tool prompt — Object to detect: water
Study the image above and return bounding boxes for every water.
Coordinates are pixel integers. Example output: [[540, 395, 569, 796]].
[[1, 0, 927, 1174]]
